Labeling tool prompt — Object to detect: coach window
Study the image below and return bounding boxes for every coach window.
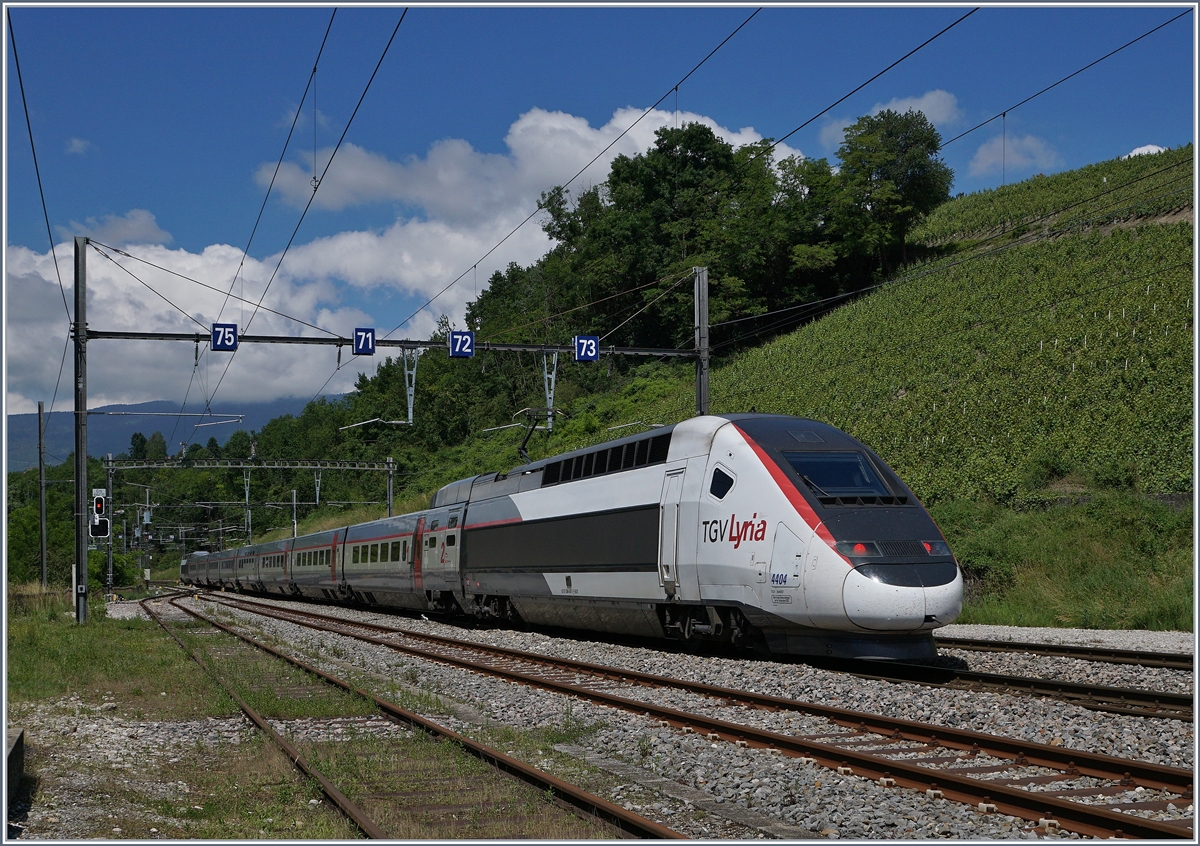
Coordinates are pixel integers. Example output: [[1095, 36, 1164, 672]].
[[448, 516, 458, 528], [352, 546, 360, 564], [446, 535, 456, 547], [391, 541, 402, 560], [710, 466, 736, 500], [370, 544, 379, 564]]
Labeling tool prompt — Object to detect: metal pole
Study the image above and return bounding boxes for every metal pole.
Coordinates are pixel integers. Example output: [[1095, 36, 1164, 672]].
[[73, 236, 89, 622], [386, 457, 394, 517], [292, 490, 297, 537], [106, 454, 114, 595], [38, 400, 47, 590], [244, 470, 252, 544], [694, 266, 710, 416]]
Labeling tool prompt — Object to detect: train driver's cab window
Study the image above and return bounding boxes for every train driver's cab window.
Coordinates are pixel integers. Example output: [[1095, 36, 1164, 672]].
[[710, 466, 736, 500], [783, 451, 891, 497]]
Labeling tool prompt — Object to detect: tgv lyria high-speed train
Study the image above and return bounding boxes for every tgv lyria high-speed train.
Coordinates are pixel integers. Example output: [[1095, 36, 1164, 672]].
[[181, 414, 963, 660]]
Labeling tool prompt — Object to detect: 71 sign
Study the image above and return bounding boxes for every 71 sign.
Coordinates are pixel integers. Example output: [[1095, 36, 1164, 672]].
[[353, 328, 376, 356]]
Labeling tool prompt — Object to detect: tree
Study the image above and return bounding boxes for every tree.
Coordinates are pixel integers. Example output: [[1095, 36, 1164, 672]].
[[836, 109, 953, 271], [206, 437, 221, 458], [129, 432, 147, 460], [145, 431, 167, 460]]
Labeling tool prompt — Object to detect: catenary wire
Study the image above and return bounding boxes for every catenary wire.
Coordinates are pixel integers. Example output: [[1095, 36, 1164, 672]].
[[382, 8, 763, 341], [89, 245, 209, 330], [198, 9, 408, 428], [216, 8, 338, 325], [708, 156, 1191, 338], [90, 241, 338, 336], [7, 9, 70, 325], [941, 9, 1193, 149], [480, 271, 698, 343], [768, 8, 979, 153], [599, 270, 694, 343], [712, 176, 1192, 352]]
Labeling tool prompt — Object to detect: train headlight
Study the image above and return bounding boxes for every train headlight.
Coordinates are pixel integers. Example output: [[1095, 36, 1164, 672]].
[[835, 541, 881, 557]]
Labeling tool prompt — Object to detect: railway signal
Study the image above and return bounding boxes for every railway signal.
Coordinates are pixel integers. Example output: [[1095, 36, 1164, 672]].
[[90, 494, 110, 538]]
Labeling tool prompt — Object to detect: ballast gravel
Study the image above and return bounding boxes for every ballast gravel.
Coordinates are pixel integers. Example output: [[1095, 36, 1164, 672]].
[[179, 595, 1194, 840]]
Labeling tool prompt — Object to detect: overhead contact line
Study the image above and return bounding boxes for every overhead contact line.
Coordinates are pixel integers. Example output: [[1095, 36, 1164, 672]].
[[199, 9, 409, 431], [941, 8, 1194, 149], [383, 8, 763, 340], [8, 9, 75, 418]]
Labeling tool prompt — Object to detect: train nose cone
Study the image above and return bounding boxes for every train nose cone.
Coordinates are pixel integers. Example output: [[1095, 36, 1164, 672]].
[[842, 565, 925, 630], [842, 563, 963, 630]]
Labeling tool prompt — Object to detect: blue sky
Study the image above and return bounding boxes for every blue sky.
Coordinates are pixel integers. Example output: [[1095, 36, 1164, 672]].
[[4, 4, 1195, 416]]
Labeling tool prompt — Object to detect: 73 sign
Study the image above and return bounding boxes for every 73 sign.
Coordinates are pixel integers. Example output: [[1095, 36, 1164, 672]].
[[211, 323, 238, 351], [573, 335, 600, 361]]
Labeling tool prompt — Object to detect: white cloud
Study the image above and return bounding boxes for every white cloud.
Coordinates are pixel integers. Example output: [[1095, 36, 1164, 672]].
[[820, 90, 962, 153], [871, 89, 963, 126], [969, 134, 1062, 177], [66, 137, 93, 155], [1124, 144, 1167, 159], [259, 106, 801, 217], [819, 118, 854, 152], [56, 209, 173, 246]]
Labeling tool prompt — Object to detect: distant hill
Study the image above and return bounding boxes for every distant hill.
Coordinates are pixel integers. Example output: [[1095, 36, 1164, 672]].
[[6, 397, 335, 471]]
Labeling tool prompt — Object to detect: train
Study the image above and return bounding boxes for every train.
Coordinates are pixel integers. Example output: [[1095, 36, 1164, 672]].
[[180, 413, 963, 660]]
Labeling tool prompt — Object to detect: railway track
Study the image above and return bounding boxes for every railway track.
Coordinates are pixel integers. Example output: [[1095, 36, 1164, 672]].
[[935, 635, 1194, 671], [200, 592, 1194, 840], [820, 658, 1192, 721], [142, 595, 682, 839]]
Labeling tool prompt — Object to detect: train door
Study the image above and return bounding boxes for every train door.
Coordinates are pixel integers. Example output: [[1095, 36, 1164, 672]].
[[658, 469, 686, 598], [412, 516, 425, 592], [330, 530, 342, 583], [444, 511, 462, 596], [769, 523, 812, 626]]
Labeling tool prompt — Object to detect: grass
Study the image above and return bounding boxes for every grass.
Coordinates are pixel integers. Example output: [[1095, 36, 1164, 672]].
[[933, 492, 1193, 629], [6, 591, 236, 717]]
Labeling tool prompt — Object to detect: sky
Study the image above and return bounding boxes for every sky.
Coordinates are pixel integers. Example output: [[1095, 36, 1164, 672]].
[[4, 4, 1195, 433]]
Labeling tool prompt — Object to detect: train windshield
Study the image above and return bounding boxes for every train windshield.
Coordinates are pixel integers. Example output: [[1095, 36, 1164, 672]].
[[783, 451, 891, 497]]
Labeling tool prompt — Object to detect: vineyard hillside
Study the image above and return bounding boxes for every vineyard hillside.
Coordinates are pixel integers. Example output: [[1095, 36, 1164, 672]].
[[910, 144, 1192, 245], [551, 149, 1194, 506]]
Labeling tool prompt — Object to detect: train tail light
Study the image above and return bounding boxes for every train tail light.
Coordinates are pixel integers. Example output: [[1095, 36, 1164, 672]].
[[923, 541, 951, 556]]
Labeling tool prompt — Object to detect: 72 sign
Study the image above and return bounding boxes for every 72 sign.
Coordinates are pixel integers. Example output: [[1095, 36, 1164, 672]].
[[449, 330, 474, 358], [353, 328, 376, 356], [211, 323, 238, 351]]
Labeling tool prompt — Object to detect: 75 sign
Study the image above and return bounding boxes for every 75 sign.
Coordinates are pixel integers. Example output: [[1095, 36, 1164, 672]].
[[211, 323, 238, 351]]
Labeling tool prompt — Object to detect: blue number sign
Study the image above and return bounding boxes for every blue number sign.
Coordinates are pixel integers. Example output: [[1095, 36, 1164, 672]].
[[353, 327, 376, 356], [574, 335, 600, 362], [449, 330, 475, 358], [212, 323, 238, 351]]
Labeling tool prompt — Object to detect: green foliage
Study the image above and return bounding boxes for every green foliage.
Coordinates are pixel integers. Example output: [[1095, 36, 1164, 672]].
[[936, 493, 1193, 630]]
